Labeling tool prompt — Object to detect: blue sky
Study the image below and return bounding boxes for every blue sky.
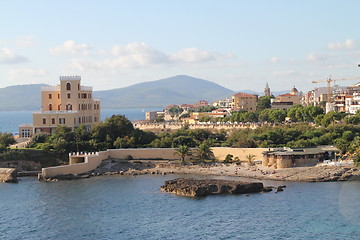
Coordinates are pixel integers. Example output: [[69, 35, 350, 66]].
[[1, 0, 360, 93]]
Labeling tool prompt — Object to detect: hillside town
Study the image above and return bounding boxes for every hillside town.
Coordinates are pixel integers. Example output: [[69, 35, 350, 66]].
[[144, 79, 360, 124]]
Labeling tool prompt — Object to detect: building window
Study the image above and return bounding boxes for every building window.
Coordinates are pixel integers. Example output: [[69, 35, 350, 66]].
[[21, 129, 31, 138], [66, 104, 72, 110], [58, 104, 61, 110], [51, 118, 55, 124], [58, 94, 60, 99], [43, 118, 46, 124], [67, 93, 71, 99], [66, 82, 71, 91], [59, 118, 65, 124], [49, 104, 52, 111], [78, 93, 80, 98], [78, 83, 80, 90], [79, 117, 81, 123], [49, 94, 52, 99]]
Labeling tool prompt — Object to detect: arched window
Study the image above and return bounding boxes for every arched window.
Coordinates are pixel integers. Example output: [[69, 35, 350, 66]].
[[58, 104, 61, 110], [49, 104, 52, 111], [66, 104, 72, 110], [66, 82, 71, 91]]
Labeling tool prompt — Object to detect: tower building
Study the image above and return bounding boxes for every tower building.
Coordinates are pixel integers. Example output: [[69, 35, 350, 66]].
[[264, 82, 271, 96], [19, 76, 100, 137]]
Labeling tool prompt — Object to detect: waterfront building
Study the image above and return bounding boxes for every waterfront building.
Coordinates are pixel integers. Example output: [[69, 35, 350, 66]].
[[19, 76, 100, 137], [231, 93, 258, 111]]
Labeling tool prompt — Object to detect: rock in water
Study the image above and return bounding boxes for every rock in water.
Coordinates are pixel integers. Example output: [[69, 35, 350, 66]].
[[161, 178, 264, 197], [0, 168, 18, 183]]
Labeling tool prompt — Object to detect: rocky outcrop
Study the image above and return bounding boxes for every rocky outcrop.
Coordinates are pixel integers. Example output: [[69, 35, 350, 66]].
[[0, 168, 18, 183], [161, 178, 266, 197]]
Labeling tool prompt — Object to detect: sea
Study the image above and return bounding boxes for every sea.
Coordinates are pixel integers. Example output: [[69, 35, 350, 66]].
[[0, 108, 162, 134], [2, 110, 360, 239], [1, 175, 360, 240]]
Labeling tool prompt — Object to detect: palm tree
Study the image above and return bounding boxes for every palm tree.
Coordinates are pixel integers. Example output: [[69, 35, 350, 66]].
[[245, 154, 256, 164], [194, 141, 214, 163], [174, 145, 192, 165]]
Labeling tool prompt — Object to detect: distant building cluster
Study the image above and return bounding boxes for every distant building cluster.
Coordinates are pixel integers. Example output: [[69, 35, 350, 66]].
[[146, 83, 303, 124], [302, 82, 360, 113]]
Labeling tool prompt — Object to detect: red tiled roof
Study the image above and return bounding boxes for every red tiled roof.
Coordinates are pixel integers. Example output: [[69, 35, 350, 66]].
[[233, 92, 257, 97], [278, 93, 296, 97]]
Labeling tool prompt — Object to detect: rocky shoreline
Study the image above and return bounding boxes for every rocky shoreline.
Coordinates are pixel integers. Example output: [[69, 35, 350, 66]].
[[42, 159, 360, 182], [160, 178, 270, 197]]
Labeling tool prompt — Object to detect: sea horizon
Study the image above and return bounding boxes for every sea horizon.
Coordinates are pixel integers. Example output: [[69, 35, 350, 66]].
[[0, 108, 162, 134]]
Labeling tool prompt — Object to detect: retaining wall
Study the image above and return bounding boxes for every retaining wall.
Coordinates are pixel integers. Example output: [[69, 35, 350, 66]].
[[41, 147, 268, 178]]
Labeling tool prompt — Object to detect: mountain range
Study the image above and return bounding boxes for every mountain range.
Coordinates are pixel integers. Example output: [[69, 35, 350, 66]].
[[0, 75, 288, 111]]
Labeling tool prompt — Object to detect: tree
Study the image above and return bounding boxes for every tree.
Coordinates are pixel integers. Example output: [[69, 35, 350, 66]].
[[194, 141, 214, 162], [91, 115, 134, 143], [174, 145, 192, 165], [256, 96, 272, 111], [224, 154, 233, 163], [245, 154, 256, 164], [0, 132, 16, 152]]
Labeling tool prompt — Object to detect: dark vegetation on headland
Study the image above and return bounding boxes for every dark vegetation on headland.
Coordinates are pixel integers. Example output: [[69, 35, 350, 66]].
[[3, 100, 360, 167]]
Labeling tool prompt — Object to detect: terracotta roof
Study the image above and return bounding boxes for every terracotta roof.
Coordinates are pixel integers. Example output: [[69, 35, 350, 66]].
[[278, 93, 296, 97], [233, 92, 257, 97]]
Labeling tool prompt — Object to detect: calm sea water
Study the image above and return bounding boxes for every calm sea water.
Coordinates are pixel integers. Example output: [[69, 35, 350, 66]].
[[1, 175, 360, 240], [0, 108, 161, 134]]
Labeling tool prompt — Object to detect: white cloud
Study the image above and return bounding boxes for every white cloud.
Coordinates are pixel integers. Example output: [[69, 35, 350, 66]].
[[49, 40, 93, 56], [271, 70, 296, 77], [110, 42, 170, 66], [70, 42, 231, 71], [306, 53, 332, 62], [8, 68, 48, 83], [270, 56, 280, 63], [0, 48, 29, 64], [328, 39, 355, 50], [171, 48, 219, 63], [15, 35, 36, 47]]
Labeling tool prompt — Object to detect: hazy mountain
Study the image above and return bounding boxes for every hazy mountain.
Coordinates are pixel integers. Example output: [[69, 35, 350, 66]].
[[0, 76, 291, 111], [95, 75, 235, 108], [0, 84, 47, 111]]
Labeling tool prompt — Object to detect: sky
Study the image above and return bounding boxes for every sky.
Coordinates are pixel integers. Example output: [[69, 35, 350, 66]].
[[1, 0, 360, 93]]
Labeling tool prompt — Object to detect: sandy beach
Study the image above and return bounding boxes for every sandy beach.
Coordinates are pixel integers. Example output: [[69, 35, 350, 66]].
[[88, 159, 360, 182]]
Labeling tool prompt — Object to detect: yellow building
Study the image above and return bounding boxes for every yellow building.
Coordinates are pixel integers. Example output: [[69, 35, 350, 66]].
[[231, 92, 258, 111], [19, 76, 100, 137], [271, 86, 301, 110]]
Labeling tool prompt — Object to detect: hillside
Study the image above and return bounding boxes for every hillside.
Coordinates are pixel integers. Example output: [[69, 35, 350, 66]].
[[0, 84, 47, 111], [95, 75, 235, 108], [0, 76, 293, 110]]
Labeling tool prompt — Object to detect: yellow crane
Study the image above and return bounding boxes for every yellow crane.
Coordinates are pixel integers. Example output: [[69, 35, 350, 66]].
[[312, 76, 360, 105]]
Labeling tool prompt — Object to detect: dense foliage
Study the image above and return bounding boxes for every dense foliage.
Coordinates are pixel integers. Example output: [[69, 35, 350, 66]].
[[28, 109, 360, 160]]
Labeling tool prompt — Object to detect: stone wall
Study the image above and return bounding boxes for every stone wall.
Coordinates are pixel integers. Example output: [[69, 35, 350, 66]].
[[41, 147, 268, 178]]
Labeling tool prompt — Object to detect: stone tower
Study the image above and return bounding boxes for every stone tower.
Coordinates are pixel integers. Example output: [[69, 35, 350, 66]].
[[264, 82, 271, 96]]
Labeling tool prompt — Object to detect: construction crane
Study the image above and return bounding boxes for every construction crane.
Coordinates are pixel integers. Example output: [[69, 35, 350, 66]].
[[312, 76, 360, 112]]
